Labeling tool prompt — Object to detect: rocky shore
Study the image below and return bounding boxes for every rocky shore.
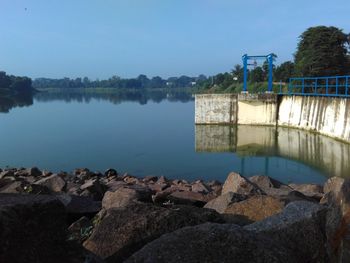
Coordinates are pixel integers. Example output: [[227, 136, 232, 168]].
[[0, 167, 349, 262]]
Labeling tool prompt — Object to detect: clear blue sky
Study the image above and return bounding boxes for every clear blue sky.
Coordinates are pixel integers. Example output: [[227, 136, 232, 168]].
[[1, 0, 349, 79]]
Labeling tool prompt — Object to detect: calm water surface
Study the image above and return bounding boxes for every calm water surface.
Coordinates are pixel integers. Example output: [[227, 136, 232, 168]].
[[1, 90, 349, 184]]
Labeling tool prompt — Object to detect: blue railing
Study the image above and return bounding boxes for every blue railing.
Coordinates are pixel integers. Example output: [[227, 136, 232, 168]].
[[280, 75, 350, 97]]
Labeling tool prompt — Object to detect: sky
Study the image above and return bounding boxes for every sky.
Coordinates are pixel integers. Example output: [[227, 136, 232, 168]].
[[0, 0, 350, 80]]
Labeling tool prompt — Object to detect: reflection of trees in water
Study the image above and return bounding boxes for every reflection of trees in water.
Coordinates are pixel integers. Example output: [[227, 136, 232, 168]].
[[0, 93, 33, 113], [34, 89, 194, 105]]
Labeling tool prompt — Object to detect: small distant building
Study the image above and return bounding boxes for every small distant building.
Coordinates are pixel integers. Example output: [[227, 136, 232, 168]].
[[190, 81, 197, 86]]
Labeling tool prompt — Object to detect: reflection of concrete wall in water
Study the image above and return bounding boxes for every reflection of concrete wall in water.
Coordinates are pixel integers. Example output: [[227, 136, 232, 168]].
[[235, 126, 277, 156], [279, 96, 350, 142], [195, 125, 350, 177], [195, 125, 236, 152], [277, 127, 350, 178]]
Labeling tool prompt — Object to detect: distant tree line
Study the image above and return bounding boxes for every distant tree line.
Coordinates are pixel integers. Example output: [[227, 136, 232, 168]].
[[33, 74, 208, 90], [198, 26, 350, 93], [0, 71, 33, 95]]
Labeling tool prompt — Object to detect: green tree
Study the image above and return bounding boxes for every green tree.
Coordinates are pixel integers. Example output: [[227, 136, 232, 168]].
[[294, 26, 350, 77], [275, 61, 295, 82], [249, 67, 265, 83], [0, 71, 11, 89]]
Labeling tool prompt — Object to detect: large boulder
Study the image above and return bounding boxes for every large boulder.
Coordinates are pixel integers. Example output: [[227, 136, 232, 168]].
[[80, 179, 106, 201], [204, 192, 247, 213], [222, 172, 262, 195], [321, 177, 350, 262], [34, 174, 66, 192], [289, 183, 323, 200], [56, 194, 101, 222], [0, 193, 103, 263], [83, 203, 223, 262], [0, 193, 65, 262], [249, 175, 292, 196], [102, 186, 152, 210], [245, 201, 328, 263], [125, 223, 297, 263], [224, 195, 286, 223], [167, 190, 214, 207]]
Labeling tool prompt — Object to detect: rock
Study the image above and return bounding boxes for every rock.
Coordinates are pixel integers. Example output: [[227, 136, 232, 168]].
[[126, 223, 297, 263], [56, 194, 101, 219], [0, 193, 67, 262], [191, 181, 210, 193], [245, 201, 328, 263], [68, 216, 94, 243], [104, 168, 118, 177], [147, 182, 168, 192], [143, 175, 158, 182], [0, 170, 14, 179], [80, 179, 106, 201], [289, 183, 323, 199], [102, 187, 152, 210], [167, 190, 214, 207], [0, 181, 23, 193], [204, 192, 247, 213], [151, 186, 178, 203], [83, 203, 222, 262], [224, 195, 286, 223], [323, 177, 349, 198], [222, 172, 262, 195], [156, 175, 168, 184], [14, 167, 42, 177], [35, 174, 66, 192], [321, 177, 350, 262], [250, 175, 292, 196]]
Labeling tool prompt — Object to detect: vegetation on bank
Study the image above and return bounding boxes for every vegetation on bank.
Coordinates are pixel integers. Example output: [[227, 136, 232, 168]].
[[197, 26, 350, 93], [0, 71, 33, 95]]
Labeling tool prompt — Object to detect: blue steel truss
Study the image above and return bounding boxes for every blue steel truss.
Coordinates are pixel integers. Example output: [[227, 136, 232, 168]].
[[242, 53, 276, 93], [281, 75, 350, 97]]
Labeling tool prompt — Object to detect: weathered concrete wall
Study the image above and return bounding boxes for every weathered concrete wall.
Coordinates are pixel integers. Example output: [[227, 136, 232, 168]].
[[237, 94, 277, 125], [195, 94, 237, 124], [195, 94, 350, 142], [195, 94, 277, 126], [278, 96, 350, 142]]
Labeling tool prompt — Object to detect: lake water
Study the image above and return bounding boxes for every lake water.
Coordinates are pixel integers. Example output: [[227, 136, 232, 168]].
[[1, 89, 350, 184]]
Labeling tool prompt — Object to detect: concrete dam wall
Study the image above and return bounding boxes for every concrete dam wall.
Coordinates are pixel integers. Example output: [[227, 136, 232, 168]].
[[195, 94, 350, 142]]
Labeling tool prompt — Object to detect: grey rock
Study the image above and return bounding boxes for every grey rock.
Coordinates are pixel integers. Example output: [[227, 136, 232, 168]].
[[249, 175, 292, 196], [0, 193, 67, 263], [102, 186, 152, 210], [245, 201, 328, 263], [321, 177, 350, 262], [204, 192, 247, 213], [222, 172, 262, 195], [35, 174, 66, 192], [191, 181, 210, 193], [56, 194, 101, 215], [126, 223, 297, 263], [289, 183, 323, 199], [83, 203, 222, 262]]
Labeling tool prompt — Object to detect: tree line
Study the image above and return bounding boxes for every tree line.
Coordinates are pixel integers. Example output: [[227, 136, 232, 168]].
[[0, 71, 33, 95], [33, 74, 208, 90]]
